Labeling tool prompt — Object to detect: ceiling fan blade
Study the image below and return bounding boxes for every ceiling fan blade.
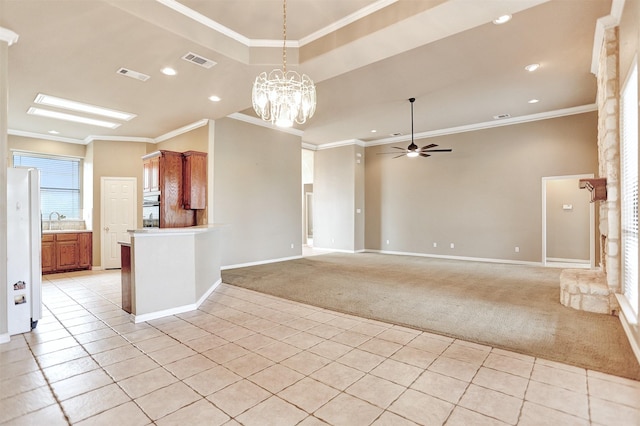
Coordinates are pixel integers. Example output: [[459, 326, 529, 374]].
[[420, 144, 438, 150], [393, 153, 406, 159], [419, 153, 431, 157], [392, 146, 406, 150], [377, 152, 406, 155], [422, 149, 452, 152]]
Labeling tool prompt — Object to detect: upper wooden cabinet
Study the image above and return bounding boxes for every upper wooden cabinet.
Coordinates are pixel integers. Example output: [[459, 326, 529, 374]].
[[182, 151, 207, 210], [142, 152, 161, 193], [142, 150, 207, 228]]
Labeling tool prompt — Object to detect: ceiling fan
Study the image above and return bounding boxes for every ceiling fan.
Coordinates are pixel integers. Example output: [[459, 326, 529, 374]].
[[378, 98, 452, 159]]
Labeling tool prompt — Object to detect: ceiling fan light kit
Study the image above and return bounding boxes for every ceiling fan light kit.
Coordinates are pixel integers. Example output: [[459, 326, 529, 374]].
[[378, 97, 452, 159], [252, 0, 316, 128]]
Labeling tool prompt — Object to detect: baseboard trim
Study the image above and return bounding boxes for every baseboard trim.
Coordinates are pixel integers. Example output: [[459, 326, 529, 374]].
[[222, 256, 303, 270], [615, 294, 640, 366], [366, 249, 542, 267], [0, 333, 10, 345], [132, 279, 222, 323], [310, 247, 365, 254]]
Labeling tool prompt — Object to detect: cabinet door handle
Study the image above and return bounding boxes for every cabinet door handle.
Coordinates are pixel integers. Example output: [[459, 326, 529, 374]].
[[104, 226, 110, 232]]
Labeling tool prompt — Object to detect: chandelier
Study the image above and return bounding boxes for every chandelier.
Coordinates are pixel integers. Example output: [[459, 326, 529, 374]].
[[252, 0, 316, 128]]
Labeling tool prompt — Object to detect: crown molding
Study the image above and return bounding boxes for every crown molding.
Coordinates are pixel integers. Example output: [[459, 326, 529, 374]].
[[316, 139, 365, 150], [8, 129, 85, 144], [155, 0, 250, 45], [363, 104, 597, 147], [301, 142, 317, 151], [227, 112, 305, 137], [591, 0, 625, 75], [155, 0, 396, 49], [0, 27, 19, 46], [154, 119, 209, 143], [86, 135, 154, 143]]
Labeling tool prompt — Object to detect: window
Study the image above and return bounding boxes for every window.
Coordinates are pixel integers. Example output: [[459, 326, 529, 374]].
[[621, 61, 638, 317], [13, 153, 82, 220]]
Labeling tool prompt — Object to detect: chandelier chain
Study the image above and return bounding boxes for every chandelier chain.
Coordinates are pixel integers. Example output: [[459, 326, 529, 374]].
[[282, 0, 287, 73], [251, 0, 316, 128]]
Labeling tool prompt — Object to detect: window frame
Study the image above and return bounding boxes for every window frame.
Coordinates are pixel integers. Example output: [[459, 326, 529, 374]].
[[11, 151, 84, 220]]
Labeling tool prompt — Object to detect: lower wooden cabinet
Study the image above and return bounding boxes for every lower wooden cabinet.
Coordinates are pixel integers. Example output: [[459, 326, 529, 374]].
[[78, 232, 93, 268], [42, 232, 92, 274], [41, 234, 56, 273]]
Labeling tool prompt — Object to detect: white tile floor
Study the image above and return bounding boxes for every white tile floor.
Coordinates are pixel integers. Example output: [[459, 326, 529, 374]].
[[1, 269, 639, 425]]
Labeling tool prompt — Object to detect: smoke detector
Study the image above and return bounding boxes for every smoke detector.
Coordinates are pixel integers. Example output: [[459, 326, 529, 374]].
[[493, 113, 511, 120], [182, 52, 217, 69]]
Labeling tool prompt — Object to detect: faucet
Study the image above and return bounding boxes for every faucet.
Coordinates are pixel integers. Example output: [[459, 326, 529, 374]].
[[49, 211, 60, 230]]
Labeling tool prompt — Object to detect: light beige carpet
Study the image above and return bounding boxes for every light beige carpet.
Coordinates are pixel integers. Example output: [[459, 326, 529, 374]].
[[222, 252, 640, 380]]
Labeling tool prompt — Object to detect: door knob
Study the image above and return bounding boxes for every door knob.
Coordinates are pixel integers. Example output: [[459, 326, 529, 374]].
[[104, 226, 110, 232]]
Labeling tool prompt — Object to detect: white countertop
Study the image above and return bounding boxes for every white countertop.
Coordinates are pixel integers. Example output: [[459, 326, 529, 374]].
[[127, 224, 227, 235], [43, 229, 92, 234]]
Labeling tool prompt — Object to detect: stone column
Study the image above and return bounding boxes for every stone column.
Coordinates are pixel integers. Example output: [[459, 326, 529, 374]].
[[0, 27, 19, 343], [596, 26, 622, 294]]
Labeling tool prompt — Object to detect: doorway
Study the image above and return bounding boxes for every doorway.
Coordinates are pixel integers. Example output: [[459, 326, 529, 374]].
[[302, 149, 314, 248], [101, 177, 137, 269], [542, 174, 594, 268]]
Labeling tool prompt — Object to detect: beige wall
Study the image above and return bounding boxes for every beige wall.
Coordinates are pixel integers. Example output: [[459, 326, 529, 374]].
[[314, 144, 362, 251], [8, 135, 86, 160], [90, 140, 147, 266], [156, 124, 208, 153], [364, 112, 598, 262], [545, 177, 591, 261], [213, 118, 302, 266]]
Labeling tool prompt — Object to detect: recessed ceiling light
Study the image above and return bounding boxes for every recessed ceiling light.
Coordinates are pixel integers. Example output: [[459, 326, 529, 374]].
[[528, 99, 540, 104], [161, 67, 177, 76], [27, 107, 121, 129], [208, 95, 221, 102], [493, 14, 512, 25], [34, 94, 136, 121], [525, 63, 540, 72], [48, 130, 59, 134], [371, 130, 377, 133]]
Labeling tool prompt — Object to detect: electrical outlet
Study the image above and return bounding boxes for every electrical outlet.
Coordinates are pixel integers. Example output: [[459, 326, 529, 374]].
[[291, 243, 294, 249], [515, 246, 520, 253], [386, 240, 390, 245], [331, 238, 335, 243], [450, 243, 455, 249], [433, 242, 437, 248]]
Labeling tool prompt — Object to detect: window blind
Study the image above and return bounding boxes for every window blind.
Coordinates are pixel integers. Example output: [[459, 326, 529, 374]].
[[13, 153, 81, 220], [621, 62, 639, 317]]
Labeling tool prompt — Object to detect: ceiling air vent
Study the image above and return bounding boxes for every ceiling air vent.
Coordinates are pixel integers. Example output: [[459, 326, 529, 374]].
[[493, 113, 511, 120], [182, 52, 217, 69], [116, 68, 150, 82]]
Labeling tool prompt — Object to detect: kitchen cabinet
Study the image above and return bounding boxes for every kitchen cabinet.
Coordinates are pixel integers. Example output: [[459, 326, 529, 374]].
[[41, 234, 56, 273], [78, 232, 93, 268], [56, 234, 78, 270], [42, 232, 92, 274], [142, 150, 207, 228], [182, 151, 207, 209], [142, 153, 160, 193]]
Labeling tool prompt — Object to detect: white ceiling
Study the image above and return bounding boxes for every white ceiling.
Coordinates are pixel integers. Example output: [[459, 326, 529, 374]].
[[1, 0, 613, 147]]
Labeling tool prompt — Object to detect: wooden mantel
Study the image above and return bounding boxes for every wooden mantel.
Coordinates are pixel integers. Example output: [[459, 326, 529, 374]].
[[579, 178, 607, 202]]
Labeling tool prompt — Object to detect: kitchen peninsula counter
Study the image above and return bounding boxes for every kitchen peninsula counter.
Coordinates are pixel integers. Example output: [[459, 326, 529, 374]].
[[119, 224, 225, 323]]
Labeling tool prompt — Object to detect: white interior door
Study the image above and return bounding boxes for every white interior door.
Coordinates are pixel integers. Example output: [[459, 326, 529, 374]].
[[101, 177, 136, 269]]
